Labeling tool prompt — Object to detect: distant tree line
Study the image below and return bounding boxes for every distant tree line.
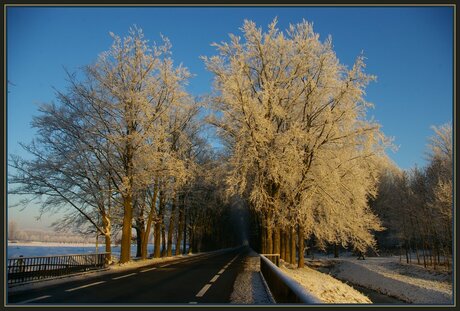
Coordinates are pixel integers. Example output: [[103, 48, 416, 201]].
[[8, 221, 89, 243], [371, 123, 452, 269]]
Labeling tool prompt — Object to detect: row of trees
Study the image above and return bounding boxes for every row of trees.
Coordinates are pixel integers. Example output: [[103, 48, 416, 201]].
[[9, 27, 240, 264], [372, 123, 453, 269], [204, 19, 390, 268], [9, 21, 452, 269]]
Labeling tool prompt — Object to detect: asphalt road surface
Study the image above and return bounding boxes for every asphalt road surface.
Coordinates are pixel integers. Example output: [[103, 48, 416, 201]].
[[8, 247, 250, 305]]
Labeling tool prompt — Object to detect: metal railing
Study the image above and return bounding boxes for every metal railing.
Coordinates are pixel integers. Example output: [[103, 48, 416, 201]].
[[260, 254, 322, 304], [260, 253, 280, 266], [7, 253, 109, 285]]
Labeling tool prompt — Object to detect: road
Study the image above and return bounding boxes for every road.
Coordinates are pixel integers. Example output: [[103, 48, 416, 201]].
[[8, 247, 250, 305]]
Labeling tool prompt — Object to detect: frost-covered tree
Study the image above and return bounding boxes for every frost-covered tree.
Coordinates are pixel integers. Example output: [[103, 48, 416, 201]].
[[204, 18, 387, 267], [371, 123, 453, 268], [79, 27, 191, 263], [425, 123, 453, 225], [9, 97, 118, 262], [9, 27, 194, 263]]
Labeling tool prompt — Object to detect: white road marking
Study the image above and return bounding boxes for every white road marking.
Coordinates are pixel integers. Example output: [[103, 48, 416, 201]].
[[192, 252, 241, 299], [65, 281, 106, 292], [210, 275, 220, 283], [140, 267, 157, 273], [112, 273, 137, 280], [195, 284, 212, 297], [160, 264, 171, 268], [17, 295, 52, 304], [189, 301, 198, 304]]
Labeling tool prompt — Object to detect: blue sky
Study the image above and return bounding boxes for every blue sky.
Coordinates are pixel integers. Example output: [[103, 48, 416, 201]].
[[6, 6, 453, 230]]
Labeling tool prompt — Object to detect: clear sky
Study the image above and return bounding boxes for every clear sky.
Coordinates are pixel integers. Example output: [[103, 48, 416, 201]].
[[6, 6, 453, 230]]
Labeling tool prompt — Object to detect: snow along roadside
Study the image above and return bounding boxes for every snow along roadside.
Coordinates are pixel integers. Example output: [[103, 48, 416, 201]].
[[230, 250, 274, 304], [330, 258, 452, 304], [279, 261, 371, 304]]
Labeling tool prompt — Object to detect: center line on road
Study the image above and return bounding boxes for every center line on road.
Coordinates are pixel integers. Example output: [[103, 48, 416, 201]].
[[65, 281, 106, 292], [195, 284, 212, 297], [140, 267, 157, 273], [160, 264, 171, 268], [218, 268, 225, 274], [210, 275, 220, 283], [112, 273, 137, 280], [17, 295, 52, 304]]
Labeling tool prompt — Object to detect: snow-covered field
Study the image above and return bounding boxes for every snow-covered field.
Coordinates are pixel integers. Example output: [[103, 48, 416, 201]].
[[247, 253, 453, 305], [328, 256, 453, 304], [280, 261, 372, 304]]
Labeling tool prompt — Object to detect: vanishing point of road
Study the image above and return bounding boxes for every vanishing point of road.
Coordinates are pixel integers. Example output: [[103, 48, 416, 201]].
[[8, 247, 251, 305]]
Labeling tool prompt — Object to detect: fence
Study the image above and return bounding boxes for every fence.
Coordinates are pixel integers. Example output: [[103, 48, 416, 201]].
[[7, 253, 108, 285], [260, 254, 322, 304]]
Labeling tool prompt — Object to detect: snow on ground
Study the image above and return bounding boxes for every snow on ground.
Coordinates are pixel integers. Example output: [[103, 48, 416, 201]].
[[230, 250, 274, 304], [329, 256, 453, 304], [279, 261, 372, 304]]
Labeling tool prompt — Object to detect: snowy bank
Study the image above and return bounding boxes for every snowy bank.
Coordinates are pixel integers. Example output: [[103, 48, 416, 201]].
[[330, 257, 452, 304], [261, 256, 322, 303], [280, 261, 371, 304]]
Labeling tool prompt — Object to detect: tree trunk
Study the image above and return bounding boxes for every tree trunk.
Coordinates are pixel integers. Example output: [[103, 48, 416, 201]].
[[266, 225, 273, 254], [161, 219, 166, 257], [120, 101, 135, 264], [101, 213, 112, 264], [334, 244, 339, 258], [155, 191, 166, 257], [141, 180, 159, 259], [120, 195, 133, 263], [280, 228, 285, 261], [405, 242, 409, 264], [135, 222, 143, 258], [175, 204, 184, 256], [289, 226, 296, 265], [273, 227, 280, 256], [167, 197, 177, 257], [297, 226, 305, 268], [153, 220, 161, 258], [104, 233, 112, 264], [285, 230, 291, 263], [183, 213, 187, 254], [422, 241, 426, 268], [415, 242, 420, 265], [189, 226, 195, 254], [261, 223, 267, 254]]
